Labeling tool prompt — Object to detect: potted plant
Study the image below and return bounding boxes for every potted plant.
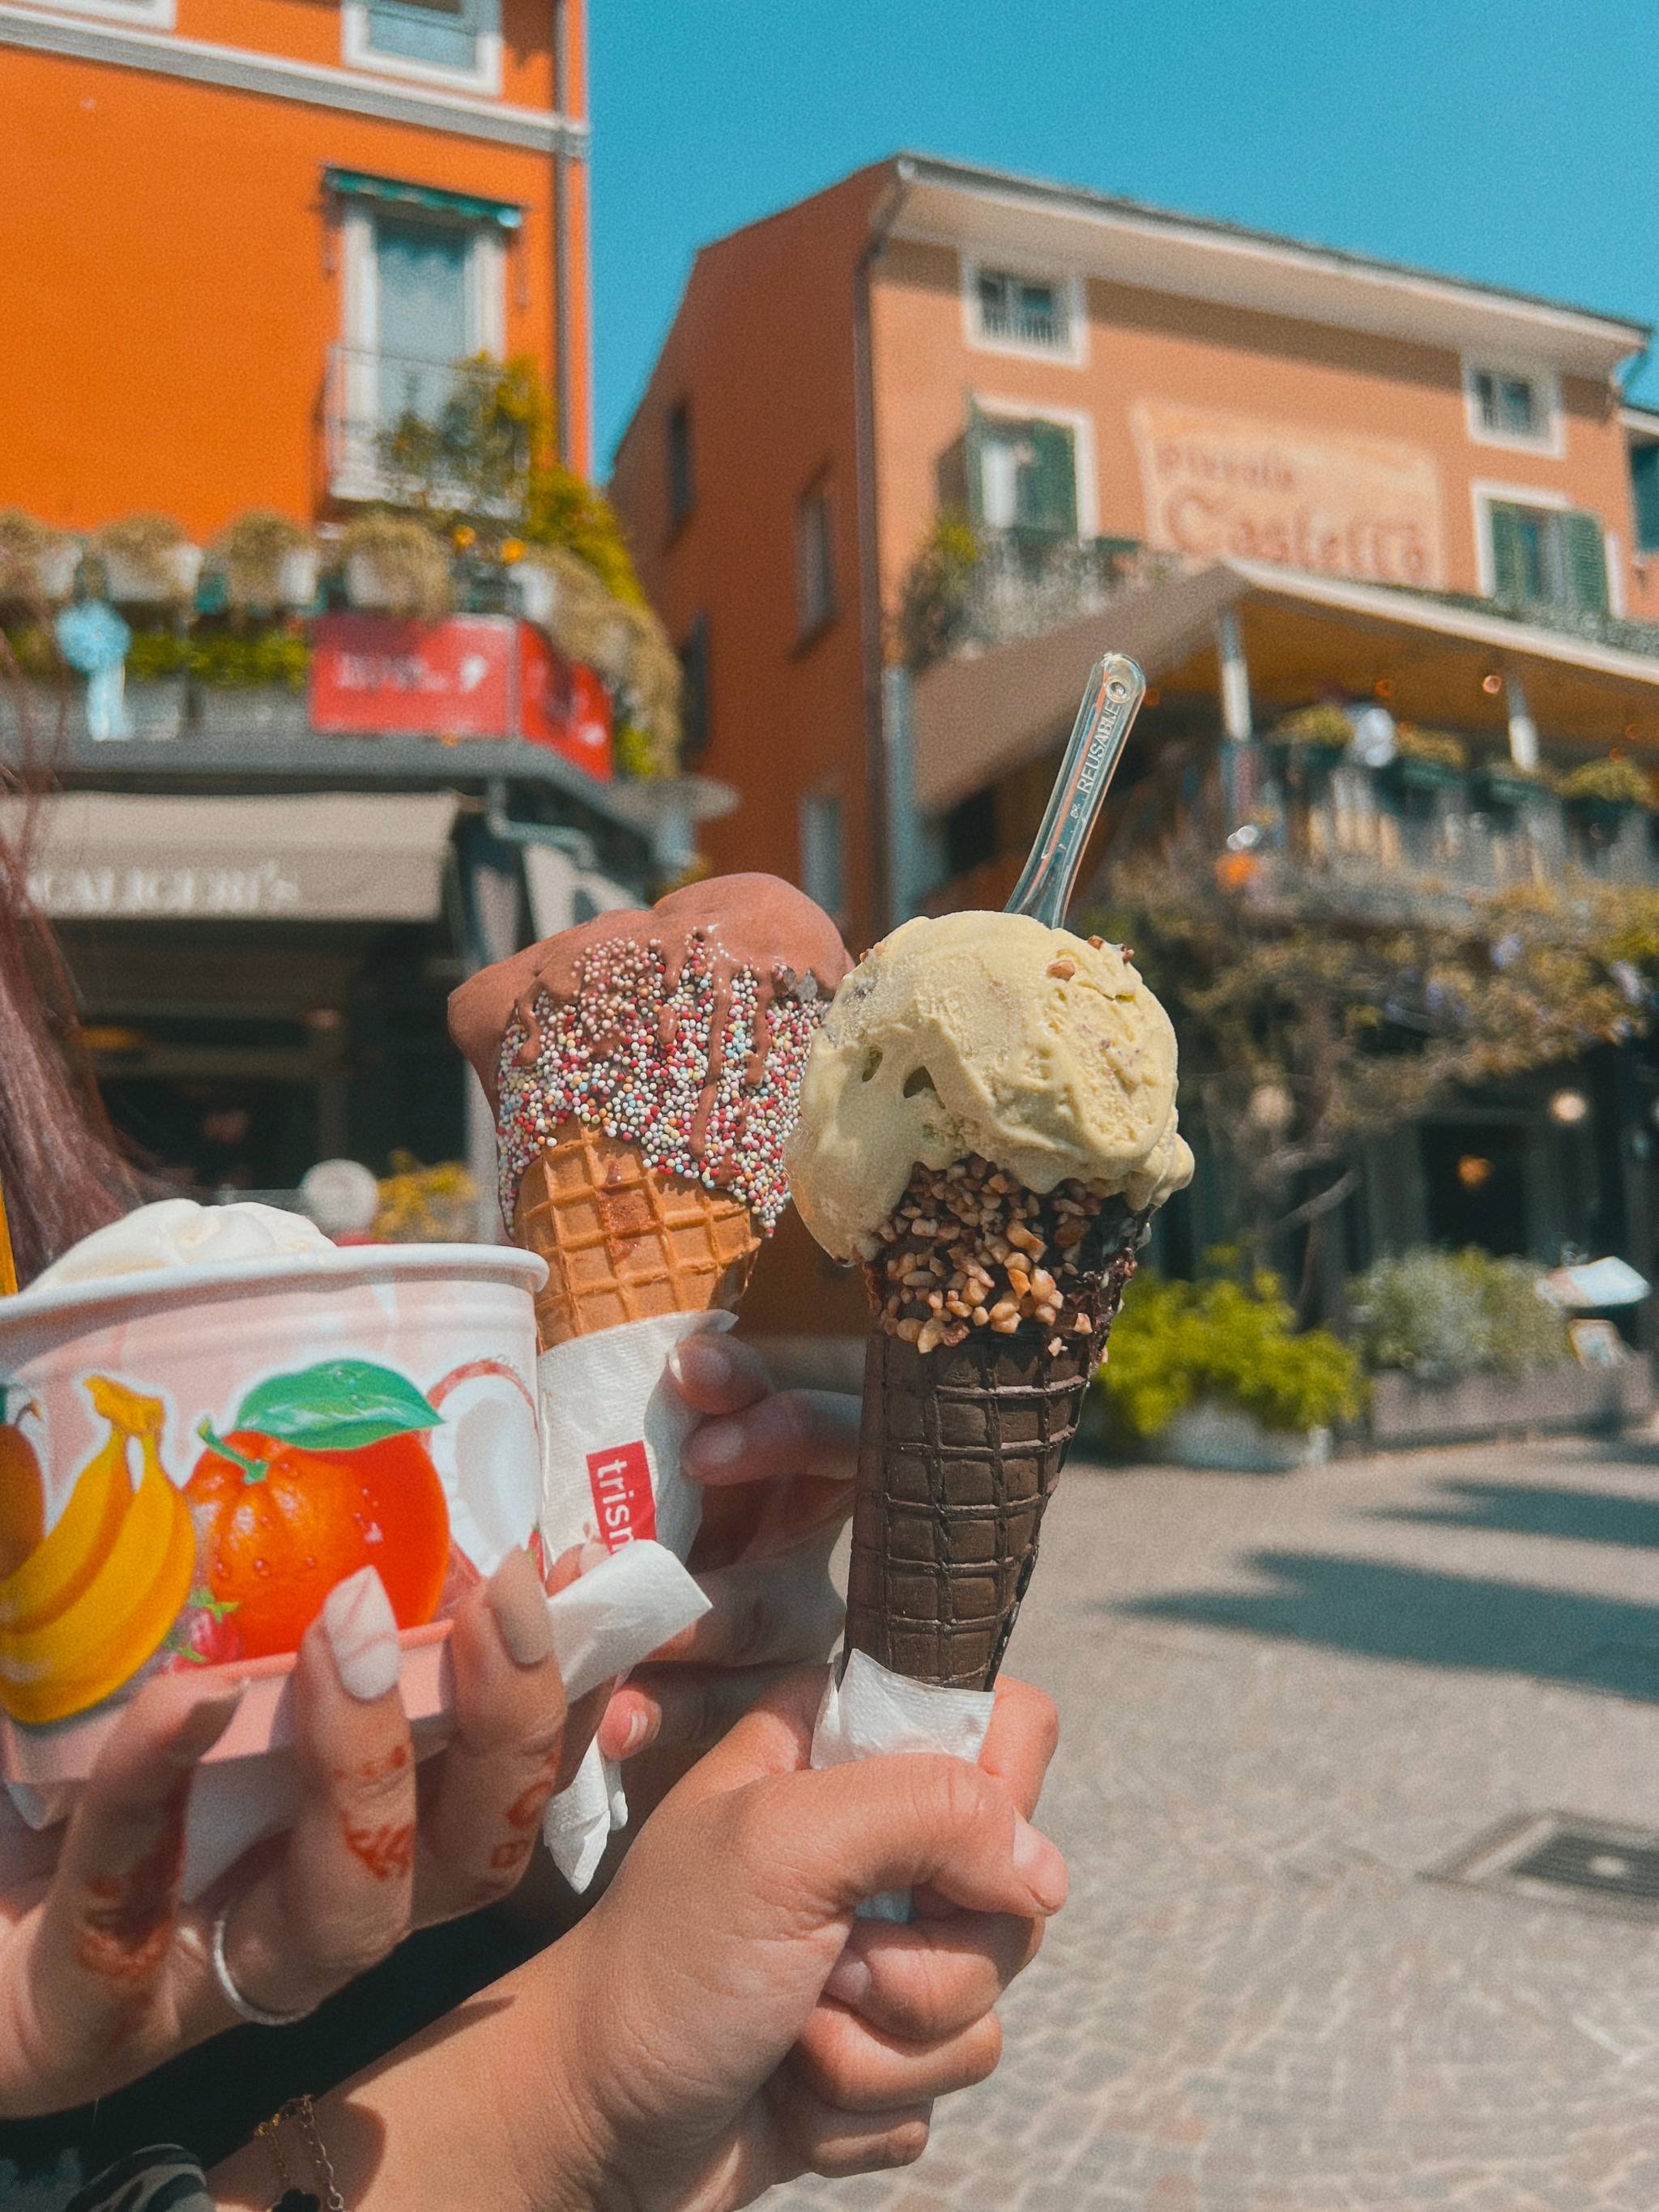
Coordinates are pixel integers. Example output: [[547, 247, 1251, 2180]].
[[1097, 1268, 1363, 1473], [340, 515, 453, 620], [0, 510, 79, 603], [1473, 756, 1555, 811], [1268, 702, 1352, 782], [95, 514, 203, 607], [1382, 724, 1467, 795], [215, 511, 319, 614], [1560, 755, 1653, 836]]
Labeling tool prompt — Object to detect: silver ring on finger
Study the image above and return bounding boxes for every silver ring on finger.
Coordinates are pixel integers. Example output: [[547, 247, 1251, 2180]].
[[211, 1903, 313, 2028]]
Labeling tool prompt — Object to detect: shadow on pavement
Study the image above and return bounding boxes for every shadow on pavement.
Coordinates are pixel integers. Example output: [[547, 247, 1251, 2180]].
[[1369, 1480, 1659, 1550], [1114, 1550, 1659, 1696]]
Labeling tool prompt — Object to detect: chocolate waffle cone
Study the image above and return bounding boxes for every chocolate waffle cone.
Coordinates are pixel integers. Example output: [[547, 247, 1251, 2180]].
[[843, 1217, 1142, 1692], [513, 1118, 761, 1350]]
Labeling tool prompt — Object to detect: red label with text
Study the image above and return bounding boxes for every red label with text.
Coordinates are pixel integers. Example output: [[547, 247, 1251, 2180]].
[[586, 1441, 655, 1550]]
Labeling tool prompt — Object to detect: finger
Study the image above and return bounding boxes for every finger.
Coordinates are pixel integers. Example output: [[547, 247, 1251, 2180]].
[[684, 1387, 858, 1490], [769, 2065, 932, 2180], [642, 1554, 842, 1672], [820, 1911, 1042, 2040], [792, 2004, 1003, 2112], [665, 1332, 774, 1416], [31, 1677, 241, 2066], [597, 1664, 797, 1763], [977, 1677, 1060, 1822], [717, 1753, 1068, 1921], [415, 1548, 569, 1921], [217, 1567, 416, 2018]]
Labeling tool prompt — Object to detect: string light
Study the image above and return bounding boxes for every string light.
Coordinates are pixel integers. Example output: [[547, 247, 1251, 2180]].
[[1481, 671, 1503, 696]]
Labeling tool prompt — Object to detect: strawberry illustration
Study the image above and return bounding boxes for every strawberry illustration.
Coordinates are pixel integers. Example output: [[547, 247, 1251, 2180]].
[[160, 1589, 244, 1672]]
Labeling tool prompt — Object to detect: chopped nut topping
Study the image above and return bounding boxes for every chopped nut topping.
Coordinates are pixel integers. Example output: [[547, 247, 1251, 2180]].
[[1047, 957, 1077, 980]]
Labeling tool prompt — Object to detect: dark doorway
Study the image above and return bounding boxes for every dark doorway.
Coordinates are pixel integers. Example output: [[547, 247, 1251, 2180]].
[[100, 1074, 320, 1196], [1420, 1120, 1529, 1254]]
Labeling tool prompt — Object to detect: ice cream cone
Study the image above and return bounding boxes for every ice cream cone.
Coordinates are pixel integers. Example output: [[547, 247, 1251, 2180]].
[[842, 1208, 1143, 1691], [514, 1119, 761, 1351]]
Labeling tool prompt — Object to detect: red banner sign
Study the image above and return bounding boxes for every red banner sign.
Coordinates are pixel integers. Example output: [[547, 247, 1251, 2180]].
[[586, 1441, 656, 1550], [518, 624, 614, 780], [309, 614, 514, 739]]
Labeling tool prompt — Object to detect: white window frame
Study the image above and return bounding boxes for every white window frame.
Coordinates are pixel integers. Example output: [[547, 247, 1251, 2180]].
[[795, 479, 835, 638], [1462, 358, 1564, 459], [11, 0, 176, 28], [962, 255, 1087, 369], [335, 202, 505, 498], [342, 0, 501, 96], [970, 394, 1099, 538]]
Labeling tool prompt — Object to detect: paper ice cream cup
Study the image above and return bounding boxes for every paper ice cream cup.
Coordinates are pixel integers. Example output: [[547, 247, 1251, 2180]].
[[0, 1243, 546, 1788]]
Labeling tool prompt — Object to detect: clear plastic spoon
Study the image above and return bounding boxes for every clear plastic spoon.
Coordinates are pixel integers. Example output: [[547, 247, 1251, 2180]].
[[1003, 654, 1146, 928]]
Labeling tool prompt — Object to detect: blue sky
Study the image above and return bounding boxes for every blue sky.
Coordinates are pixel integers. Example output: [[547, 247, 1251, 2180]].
[[589, 0, 1659, 468]]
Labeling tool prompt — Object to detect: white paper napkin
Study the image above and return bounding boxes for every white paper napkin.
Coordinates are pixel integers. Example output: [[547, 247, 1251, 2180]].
[[810, 1649, 996, 1921]]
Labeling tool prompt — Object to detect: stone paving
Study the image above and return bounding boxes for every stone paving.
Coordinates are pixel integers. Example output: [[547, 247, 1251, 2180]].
[[766, 1433, 1659, 2210]]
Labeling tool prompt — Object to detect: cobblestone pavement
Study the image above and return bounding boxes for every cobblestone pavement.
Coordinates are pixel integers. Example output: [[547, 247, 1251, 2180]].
[[766, 1433, 1659, 2211]]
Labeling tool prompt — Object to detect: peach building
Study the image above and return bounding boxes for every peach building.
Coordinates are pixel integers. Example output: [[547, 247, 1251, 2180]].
[[613, 156, 1659, 1332]]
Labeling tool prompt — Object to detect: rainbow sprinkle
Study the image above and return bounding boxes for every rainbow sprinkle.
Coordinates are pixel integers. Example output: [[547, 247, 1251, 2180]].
[[495, 936, 825, 1230]]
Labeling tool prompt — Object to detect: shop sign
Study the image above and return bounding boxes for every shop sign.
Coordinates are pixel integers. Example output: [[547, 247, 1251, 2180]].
[[29, 858, 303, 919], [1130, 401, 1446, 589], [518, 624, 614, 780], [309, 614, 514, 739]]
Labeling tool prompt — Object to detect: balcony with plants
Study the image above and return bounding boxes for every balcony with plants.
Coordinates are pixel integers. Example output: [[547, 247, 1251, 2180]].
[[0, 360, 682, 781]]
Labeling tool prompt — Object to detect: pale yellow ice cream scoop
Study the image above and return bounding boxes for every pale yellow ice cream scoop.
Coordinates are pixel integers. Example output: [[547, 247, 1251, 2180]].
[[787, 909, 1193, 1259]]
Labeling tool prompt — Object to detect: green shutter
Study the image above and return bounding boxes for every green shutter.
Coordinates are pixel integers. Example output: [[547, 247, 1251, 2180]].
[[1632, 446, 1659, 555], [1021, 420, 1078, 535], [1487, 501, 1527, 603], [1563, 510, 1610, 614], [964, 399, 987, 529]]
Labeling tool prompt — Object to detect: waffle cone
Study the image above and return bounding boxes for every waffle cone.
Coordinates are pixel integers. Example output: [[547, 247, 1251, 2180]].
[[843, 1225, 1142, 1692], [513, 1119, 761, 1350]]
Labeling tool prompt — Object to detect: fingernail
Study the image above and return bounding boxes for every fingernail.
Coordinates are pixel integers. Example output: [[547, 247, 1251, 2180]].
[[322, 1566, 401, 1702], [668, 1335, 734, 1389], [578, 1539, 609, 1574], [488, 1547, 557, 1669], [686, 1417, 742, 1469], [1012, 1816, 1068, 1912], [618, 1707, 650, 1757], [164, 1681, 246, 1769], [823, 1945, 871, 2009]]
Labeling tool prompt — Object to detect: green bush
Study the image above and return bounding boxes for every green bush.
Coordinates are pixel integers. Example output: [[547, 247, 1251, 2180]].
[[1272, 703, 1352, 750], [1099, 1269, 1363, 1440], [126, 628, 309, 688], [1394, 724, 1468, 771], [1560, 756, 1653, 808], [1350, 1247, 1567, 1379]]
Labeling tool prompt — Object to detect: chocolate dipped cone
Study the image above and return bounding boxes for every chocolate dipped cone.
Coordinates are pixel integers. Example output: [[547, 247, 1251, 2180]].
[[515, 1119, 761, 1350], [842, 1167, 1144, 1691]]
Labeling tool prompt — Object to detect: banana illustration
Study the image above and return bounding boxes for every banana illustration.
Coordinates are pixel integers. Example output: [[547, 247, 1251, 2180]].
[[0, 1377, 198, 1725]]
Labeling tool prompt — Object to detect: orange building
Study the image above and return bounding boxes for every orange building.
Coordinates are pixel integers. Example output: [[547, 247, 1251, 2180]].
[[614, 156, 1659, 1336], [2, 0, 591, 528], [0, 1, 698, 1217]]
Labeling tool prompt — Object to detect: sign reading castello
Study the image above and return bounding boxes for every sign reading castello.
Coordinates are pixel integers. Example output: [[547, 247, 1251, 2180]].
[[1130, 401, 1447, 590]]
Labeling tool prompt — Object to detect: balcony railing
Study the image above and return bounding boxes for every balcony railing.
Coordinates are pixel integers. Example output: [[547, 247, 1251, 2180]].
[[902, 527, 1181, 667], [978, 304, 1069, 350], [324, 343, 493, 501], [1273, 757, 1659, 901]]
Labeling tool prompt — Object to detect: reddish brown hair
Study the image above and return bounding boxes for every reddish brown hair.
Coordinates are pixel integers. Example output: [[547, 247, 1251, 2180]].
[[0, 645, 143, 1283]]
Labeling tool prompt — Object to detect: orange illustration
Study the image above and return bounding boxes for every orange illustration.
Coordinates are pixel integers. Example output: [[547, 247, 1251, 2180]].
[[0, 1389, 45, 1580], [0, 1376, 197, 1724], [186, 1359, 450, 1659]]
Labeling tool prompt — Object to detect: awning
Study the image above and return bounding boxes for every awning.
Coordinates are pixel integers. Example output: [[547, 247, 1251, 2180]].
[[10, 793, 460, 923], [322, 167, 522, 230]]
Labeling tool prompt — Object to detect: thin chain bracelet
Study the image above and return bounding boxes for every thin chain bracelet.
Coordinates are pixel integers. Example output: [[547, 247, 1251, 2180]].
[[254, 2094, 348, 2212]]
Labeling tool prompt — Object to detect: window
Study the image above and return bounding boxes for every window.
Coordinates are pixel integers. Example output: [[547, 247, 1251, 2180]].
[[1484, 497, 1608, 613], [799, 789, 845, 919], [796, 482, 835, 637], [966, 259, 1085, 364], [343, 0, 500, 90], [1464, 361, 1560, 454], [1631, 444, 1659, 556], [667, 401, 695, 530], [334, 202, 505, 497], [679, 615, 710, 765], [968, 411, 1078, 536]]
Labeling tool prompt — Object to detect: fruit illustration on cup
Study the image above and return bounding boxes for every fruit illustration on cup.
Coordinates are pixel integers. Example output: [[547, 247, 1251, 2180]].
[[0, 1386, 45, 1582], [0, 1376, 196, 1724], [186, 1358, 452, 1660]]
